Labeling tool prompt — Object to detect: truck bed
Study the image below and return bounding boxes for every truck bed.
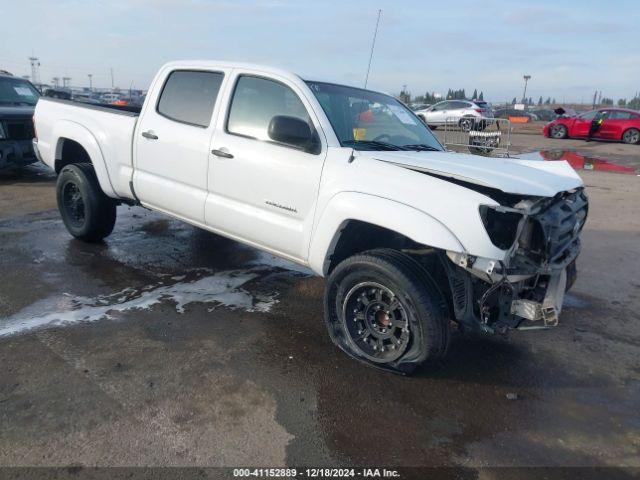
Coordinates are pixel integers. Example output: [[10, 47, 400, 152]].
[[34, 97, 140, 200], [42, 97, 142, 116]]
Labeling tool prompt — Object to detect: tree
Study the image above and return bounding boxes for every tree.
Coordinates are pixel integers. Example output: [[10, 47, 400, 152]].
[[538, 96, 543, 106], [552, 98, 557, 104], [472, 88, 478, 100], [479, 91, 484, 101], [511, 97, 517, 104], [601, 97, 614, 106], [617, 98, 627, 107], [545, 97, 551, 105], [528, 97, 533, 105]]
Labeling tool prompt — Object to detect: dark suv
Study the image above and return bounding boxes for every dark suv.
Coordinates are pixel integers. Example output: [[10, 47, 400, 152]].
[[0, 71, 40, 170]]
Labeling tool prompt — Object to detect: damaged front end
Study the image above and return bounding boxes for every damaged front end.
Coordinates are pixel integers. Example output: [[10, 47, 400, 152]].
[[444, 187, 588, 333]]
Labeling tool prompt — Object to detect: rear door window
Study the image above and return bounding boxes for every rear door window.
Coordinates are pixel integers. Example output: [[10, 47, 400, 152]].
[[449, 101, 468, 109], [609, 111, 633, 120], [157, 70, 224, 127]]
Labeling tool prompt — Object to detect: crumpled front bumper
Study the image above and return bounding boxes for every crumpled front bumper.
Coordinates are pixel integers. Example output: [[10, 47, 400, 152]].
[[444, 188, 588, 333]]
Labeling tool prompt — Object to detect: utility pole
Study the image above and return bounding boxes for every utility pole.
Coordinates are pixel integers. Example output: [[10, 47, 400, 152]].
[[522, 75, 531, 103], [364, 9, 382, 89], [29, 57, 41, 85], [62, 77, 71, 88], [110, 68, 114, 92], [88, 73, 93, 91]]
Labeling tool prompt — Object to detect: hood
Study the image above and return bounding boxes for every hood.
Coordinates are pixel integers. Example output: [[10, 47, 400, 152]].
[[0, 105, 36, 119], [367, 150, 583, 197]]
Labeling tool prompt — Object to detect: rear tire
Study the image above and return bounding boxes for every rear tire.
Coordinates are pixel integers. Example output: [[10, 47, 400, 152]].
[[622, 128, 640, 145], [324, 249, 449, 374], [459, 117, 475, 132], [56, 163, 117, 242]]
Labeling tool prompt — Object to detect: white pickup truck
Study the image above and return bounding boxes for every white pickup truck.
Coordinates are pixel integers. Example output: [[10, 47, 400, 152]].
[[33, 61, 588, 373]]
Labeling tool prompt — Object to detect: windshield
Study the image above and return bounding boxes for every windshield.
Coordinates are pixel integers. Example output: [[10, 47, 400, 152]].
[[306, 81, 443, 152], [0, 76, 40, 106]]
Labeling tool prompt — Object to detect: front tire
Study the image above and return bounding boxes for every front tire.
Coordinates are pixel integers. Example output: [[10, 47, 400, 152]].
[[324, 249, 449, 374], [56, 163, 117, 242], [550, 124, 568, 139]]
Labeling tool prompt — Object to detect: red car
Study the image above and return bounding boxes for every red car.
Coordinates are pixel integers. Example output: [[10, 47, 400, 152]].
[[543, 108, 640, 144]]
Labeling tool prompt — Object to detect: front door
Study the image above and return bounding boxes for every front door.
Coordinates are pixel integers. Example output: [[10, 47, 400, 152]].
[[134, 69, 226, 223], [572, 110, 606, 138], [429, 101, 449, 125], [205, 73, 326, 260]]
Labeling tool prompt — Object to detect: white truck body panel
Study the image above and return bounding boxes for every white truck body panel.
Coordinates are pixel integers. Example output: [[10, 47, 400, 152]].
[[33, 60, 584, 277]]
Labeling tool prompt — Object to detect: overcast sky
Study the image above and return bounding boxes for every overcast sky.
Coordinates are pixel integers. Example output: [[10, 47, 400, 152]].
[[1, 0, 638, 102]]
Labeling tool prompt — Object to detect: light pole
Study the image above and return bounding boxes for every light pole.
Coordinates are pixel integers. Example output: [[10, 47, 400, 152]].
[[88, 74, 93, 91], [29, 57, 40, 85], [522, 75, 531, 104]]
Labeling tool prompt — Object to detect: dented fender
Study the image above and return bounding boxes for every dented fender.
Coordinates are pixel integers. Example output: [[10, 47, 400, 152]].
[[307, 191, 465, 276]]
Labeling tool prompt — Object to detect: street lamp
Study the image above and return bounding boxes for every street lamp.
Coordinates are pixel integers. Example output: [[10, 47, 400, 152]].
[[522, 75, 531, 104]]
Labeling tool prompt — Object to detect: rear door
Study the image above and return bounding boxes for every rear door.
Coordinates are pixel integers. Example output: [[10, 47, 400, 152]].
[[205, 72, 327, 260], [449, 101, 470, 121], [599, 110, 634, 139], [133, 68, 227, 223]]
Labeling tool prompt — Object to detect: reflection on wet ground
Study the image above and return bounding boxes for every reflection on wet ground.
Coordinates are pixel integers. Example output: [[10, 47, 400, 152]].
[[516, 150, 639, 174]]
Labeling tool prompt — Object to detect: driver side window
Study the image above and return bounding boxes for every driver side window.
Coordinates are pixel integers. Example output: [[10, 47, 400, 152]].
[[579, 110, 598, 120], [227, 75, 311, 142]]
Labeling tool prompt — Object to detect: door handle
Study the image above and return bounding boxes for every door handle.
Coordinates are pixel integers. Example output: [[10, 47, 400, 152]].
[[211, 148, 233, 159], [141, 130, 158, 140]]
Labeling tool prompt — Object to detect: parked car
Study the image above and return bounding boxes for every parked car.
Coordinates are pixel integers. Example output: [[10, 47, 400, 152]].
[[72, 92, 102, 104], [530, 109, 558, 122], [409, 103, 431, 111], [543, 108, 640, 144], [100, 92, 122, 103], [43, 88, 72, 100], [493, 108, 537, 122], [0, 71, 40, 170], [33, 61, 587, 373], [414, 100, 493, 131]]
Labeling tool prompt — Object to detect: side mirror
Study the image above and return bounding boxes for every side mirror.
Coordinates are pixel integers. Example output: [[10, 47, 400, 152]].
[[268, 115, 317, 151]]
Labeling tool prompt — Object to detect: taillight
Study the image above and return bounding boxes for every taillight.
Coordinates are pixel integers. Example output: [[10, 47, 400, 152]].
[[474, 108, 483, 113]]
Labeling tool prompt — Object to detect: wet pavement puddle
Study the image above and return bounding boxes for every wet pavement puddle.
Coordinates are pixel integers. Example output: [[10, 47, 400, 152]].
[[0, 207, 312, 338], [516, 150, 638, 174], [0, 268, 279, 337]]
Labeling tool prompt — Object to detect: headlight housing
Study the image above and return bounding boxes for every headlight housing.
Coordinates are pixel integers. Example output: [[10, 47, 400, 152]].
[[479, 205, 523, 250]]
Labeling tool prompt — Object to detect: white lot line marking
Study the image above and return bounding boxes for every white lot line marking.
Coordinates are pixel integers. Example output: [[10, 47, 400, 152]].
[[0, 268, 280, 338]]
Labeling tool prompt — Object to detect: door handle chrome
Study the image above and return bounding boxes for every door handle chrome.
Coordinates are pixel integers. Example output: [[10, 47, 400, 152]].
[[142, 131, 158, 140], [211, 148, 233, 159]]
